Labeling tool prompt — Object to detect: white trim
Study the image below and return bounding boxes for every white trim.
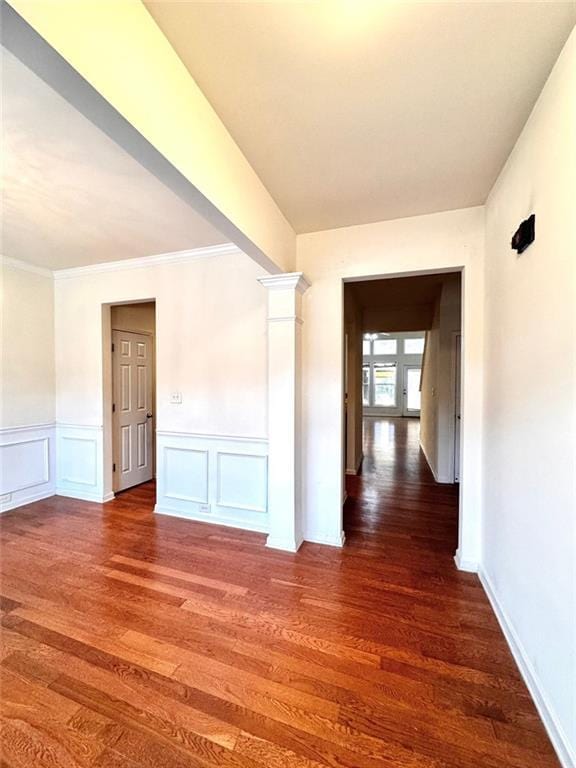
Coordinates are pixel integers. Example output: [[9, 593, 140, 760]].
[[479, 568, 575, 768], [56, 488, 114, 503], [304, 530, 346, 548], [155, 504, 268, 534], [267, 316, 304, 325], [0, 422, 55, 434], [0, 488, 55, 514], [258, 272, 310, 293], [156, 429, 267, 445], [346, 452, 364, 476], [454, 548, 478, 573], [266, 534, 304, 552], [57, 422, 104, 431], [53, 243, 240, 280], [0, 255, 53, 278]]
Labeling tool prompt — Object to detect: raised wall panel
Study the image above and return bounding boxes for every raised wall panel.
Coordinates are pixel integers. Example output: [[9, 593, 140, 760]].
[[217, 452, 267, 513], [163, 446, 208, 504], [60, 437, 97, 486], [0, 425, 55, 512], [0, 438, 49, 493], [156, 432, 268, 532], [56, 425, 108, 503]]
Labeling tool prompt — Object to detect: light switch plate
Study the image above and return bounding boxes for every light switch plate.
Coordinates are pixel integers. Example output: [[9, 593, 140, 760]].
[[170, 392, 182, 404]]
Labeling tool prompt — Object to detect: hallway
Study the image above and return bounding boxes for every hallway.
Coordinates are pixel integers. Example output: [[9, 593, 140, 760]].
[[345, 417, 459, 561]]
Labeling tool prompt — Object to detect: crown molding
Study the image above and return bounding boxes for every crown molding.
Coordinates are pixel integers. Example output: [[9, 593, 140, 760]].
[[52, 243, 241, 280], [0, 255, 53, 278], [257, 272, 311, 293]]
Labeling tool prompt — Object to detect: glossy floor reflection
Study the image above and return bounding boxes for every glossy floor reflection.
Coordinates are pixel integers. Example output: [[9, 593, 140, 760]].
[[0, 424, 560, 767], [345, 416, 459, 557]]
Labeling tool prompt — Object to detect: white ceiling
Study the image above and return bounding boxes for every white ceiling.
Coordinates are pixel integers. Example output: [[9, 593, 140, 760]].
[[147, 1, 576, 233], [1, 47, 227, 271]]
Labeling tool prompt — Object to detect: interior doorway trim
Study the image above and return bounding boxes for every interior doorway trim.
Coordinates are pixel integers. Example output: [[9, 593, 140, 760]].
[[341, 267, 476, 571], [102, 299, 157, 500]]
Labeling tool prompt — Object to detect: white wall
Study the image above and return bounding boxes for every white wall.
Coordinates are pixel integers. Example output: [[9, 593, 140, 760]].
[[0, 259, 56, 512], [344, 290, 363, 475], [1, 259, 55, 428], [54, 250, 270, 529], [482, 28, 576, 766], [420, 275, 461, 482], [297, 206, 484, 557]]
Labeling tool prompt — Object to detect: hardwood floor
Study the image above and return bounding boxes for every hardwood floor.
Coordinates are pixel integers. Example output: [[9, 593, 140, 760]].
[[0, 417, 559, 767]]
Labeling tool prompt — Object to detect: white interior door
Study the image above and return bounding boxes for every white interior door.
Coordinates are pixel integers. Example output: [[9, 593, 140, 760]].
[[402, 365, 421, 416], [112, 330, 154, 491]]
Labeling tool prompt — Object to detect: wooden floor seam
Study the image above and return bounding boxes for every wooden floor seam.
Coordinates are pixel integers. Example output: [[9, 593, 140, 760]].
[[0, 417, 560, 767]]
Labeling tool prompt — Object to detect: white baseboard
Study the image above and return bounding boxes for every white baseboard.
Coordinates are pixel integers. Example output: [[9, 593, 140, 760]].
[[0, 488, 55, 514], [56, 488, 114, 503], [345, 452, 364, 476], [304, 530, 346, 548], [479, 568, 575, 768], [266, 534, 303, 553], [154, 504, 268, 534], [454, 548, 478, 573]]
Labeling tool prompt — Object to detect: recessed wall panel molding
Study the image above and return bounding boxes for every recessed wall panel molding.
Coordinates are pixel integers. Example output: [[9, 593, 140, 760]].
[[156, 431, 268, 532], [56, 424, 110, 502], [0, 423, 56, 512]]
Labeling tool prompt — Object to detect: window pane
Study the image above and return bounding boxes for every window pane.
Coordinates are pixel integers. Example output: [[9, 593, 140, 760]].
[[362, 339, 371, 356], [362, 365, 370, 406], [404, 337, 425, 355], [373, 338, 397, 355], [373, 363, 396, 406], [406, 367, 421, 411]]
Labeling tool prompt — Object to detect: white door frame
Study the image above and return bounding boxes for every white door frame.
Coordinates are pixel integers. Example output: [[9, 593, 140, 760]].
[[341, 268, 469, 567], [401, 364, 422, 417], [101, 300, 156, 501]]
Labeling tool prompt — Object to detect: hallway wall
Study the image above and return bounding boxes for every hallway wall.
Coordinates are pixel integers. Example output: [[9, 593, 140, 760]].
[[297, 205, 485, 554], [420, 274, 461, 483], [482, 27, 576, 765], [54, 249, 270, 531], [0, 259, 56, 512]]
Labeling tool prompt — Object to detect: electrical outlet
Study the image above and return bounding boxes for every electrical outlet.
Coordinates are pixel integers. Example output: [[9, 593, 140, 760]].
[[199, 504, 210, 515], [0, 493, 12, 505], [170, 392, 182, 404]]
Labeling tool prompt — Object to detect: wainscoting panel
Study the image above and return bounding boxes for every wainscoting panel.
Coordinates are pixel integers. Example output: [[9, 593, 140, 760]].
[[156, 431, 268, 532], [56, 424, 110, 502], [0, 424, 56, 512]]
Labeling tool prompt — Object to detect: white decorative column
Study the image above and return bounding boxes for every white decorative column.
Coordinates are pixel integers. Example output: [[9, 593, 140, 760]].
[[258, 272, 310, 552]]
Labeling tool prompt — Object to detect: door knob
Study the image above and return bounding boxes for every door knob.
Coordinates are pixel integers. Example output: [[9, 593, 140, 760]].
[[146, 412, 153, 419]]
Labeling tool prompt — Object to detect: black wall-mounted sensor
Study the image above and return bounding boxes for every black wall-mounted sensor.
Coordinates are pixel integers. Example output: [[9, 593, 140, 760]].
[[511, 214, 535, 254]]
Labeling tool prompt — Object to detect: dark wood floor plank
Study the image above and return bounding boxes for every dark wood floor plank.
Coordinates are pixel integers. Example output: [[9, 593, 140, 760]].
[[0, 417, 560, 767]]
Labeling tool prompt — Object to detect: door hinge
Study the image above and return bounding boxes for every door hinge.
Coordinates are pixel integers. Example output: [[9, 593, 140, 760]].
[[113, 463, 116, 472], [112, 403, 116, 413], [112, 343, 115, 352]]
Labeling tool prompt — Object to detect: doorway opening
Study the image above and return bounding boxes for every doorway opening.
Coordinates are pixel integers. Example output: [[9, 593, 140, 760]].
[[104, 301, 156, 497], [343, 272, 462, 557]]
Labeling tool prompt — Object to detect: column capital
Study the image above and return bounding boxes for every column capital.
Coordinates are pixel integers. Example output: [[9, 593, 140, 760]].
[[257, 272, 310, 294]]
